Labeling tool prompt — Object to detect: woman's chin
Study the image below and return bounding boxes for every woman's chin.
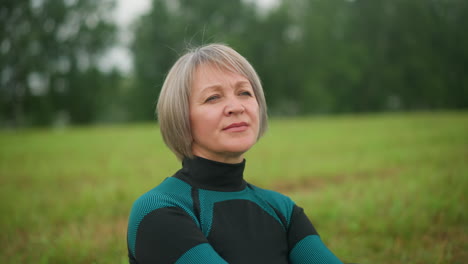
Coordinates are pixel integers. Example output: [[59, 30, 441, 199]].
[[221, 142, 255, 155]]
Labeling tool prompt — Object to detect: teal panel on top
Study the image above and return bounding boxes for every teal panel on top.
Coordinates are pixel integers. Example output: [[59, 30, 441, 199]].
[[289, 235, 343, 264]]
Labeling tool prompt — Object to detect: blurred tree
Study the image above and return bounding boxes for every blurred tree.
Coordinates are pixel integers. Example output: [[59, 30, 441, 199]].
[[272, 0, 468, 113], [251, 1, 304, 115], [0, 0, 118, 126], [343, 0, 468, 111]]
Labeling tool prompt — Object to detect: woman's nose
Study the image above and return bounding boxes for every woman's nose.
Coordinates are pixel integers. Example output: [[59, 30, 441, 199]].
[[224, 99, 245, 116]]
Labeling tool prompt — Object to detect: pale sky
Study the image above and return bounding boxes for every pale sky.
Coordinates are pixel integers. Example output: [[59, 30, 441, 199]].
[[102, 0, 277, 73], [99, 0, 152, 73], [115, 0, 278, 25]]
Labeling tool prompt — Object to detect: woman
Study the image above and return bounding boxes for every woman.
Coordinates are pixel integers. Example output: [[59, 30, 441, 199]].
[[127, 43, 343, 264]]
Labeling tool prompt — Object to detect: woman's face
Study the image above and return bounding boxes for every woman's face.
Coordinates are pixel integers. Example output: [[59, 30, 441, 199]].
[[189, 63, 260, 163]]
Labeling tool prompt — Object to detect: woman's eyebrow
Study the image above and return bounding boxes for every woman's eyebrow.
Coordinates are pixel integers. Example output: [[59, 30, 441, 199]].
[[200, 84, 222, 94], [236, 81, 251, 87], [200, 80, 250, 95], [197, 85, 223, 99]]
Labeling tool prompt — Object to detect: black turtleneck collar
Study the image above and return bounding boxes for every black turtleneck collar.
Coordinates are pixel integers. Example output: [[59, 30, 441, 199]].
[[175, 156, 247, 192]]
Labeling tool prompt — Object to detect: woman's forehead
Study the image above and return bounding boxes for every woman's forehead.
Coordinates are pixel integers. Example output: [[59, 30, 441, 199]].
[[194, 62, 239, 76], [192, 63, 249, 90]]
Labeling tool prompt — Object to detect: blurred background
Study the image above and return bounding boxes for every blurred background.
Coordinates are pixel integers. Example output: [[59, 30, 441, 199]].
[[1, 1, 467, 263], [1, 0, 467, 127]]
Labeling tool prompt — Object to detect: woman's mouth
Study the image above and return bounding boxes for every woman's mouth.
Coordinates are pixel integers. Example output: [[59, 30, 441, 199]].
[[223, 122, 249, 132]]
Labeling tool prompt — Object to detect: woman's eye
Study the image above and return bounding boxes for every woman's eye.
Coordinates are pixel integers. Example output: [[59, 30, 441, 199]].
[[240, 91, 252, 96], [205, 95, 220, 103]]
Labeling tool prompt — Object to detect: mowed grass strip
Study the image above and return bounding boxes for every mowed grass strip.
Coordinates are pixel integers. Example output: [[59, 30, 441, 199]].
[[0, 112, 466, 264]]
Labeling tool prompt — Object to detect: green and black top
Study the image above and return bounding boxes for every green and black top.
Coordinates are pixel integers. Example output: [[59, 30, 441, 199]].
[[127, 156, 343, 264]]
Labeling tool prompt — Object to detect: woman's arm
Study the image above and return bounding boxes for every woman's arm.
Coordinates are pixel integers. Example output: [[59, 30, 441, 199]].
[[287, 205, 343, 264], [128, 206, 227, 264]]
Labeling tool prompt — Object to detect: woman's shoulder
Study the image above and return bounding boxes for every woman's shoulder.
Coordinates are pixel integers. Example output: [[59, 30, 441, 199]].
[[249, 184, 293, 202], [129, 176, 194, 217]]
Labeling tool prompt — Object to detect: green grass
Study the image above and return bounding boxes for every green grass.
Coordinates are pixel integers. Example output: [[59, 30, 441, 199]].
[[1, 112, 467, 263]]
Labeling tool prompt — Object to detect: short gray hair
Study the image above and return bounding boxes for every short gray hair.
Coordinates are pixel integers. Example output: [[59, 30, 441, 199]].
[[156, 43, 268, 160]]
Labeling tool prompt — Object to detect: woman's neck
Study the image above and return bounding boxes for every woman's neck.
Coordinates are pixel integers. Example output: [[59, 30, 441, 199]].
[[192, 149, 244, 164]]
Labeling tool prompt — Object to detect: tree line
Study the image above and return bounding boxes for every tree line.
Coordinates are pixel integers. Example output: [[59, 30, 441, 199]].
[[1, 0, 467, 127]]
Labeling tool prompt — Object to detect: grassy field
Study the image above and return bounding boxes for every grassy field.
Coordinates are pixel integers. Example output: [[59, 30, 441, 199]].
[[0, 112, 467, 264]]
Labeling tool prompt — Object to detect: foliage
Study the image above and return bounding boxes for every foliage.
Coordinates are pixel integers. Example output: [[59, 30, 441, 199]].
[[256, 0, 468, 113], [0, 112, 467, 263], [0, 0, 119, 126]]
